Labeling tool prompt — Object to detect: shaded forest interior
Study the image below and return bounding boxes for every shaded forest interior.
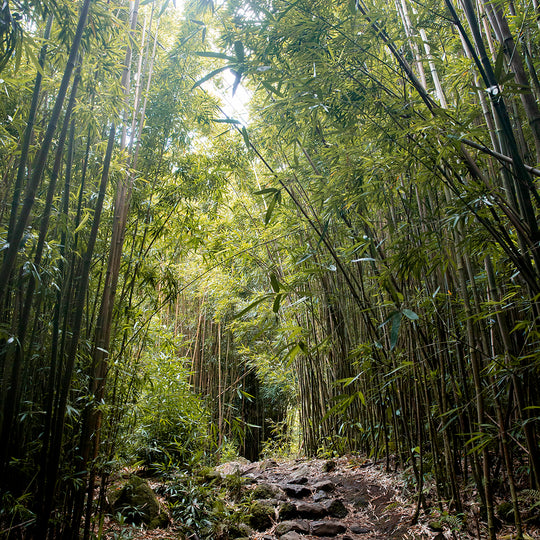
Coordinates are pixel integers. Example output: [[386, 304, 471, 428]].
[[1, 0, 540, 538]]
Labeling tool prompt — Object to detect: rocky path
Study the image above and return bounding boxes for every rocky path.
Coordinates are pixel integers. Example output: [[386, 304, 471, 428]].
[[104, 456, 539, 539], [219, 456, 419, 540]]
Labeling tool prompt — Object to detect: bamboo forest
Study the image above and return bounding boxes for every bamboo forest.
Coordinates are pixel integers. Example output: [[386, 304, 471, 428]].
[[2, 0, 540, 538]]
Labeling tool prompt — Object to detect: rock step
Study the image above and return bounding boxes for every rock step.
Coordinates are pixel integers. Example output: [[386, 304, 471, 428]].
[[274, 519, 348, 537]]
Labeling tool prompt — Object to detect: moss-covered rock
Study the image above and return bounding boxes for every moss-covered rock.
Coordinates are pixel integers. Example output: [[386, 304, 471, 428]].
[[249, 500, 275, 531], [252, 482, 279, 499], [197, 467, 223, 484], [428, 520, 444, 532], [109, 475, 166, 528], [278, 501, 296, 520], [497, 502, 515, 523], [226, 522, 253, 539]]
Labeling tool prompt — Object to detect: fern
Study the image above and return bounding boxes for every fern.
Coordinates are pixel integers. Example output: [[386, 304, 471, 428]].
[[442, 513, 463, 531], [519, 489, 540, 502]]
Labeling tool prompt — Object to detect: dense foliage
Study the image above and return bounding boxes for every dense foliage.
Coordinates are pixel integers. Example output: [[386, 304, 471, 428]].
[[1, 0, 540, 538]]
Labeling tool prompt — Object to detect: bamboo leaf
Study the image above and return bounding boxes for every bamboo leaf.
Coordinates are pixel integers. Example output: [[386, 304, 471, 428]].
[[254, 187, 279, 195], [194, 51, 237, 62], [74, 211, 90, 234], [212, 118, 241, 124], [357, 390, 366, 406], [233, 294, 273, 319], [284, 343, 303, 365], [402, 308, 419, 321], [390, 311, 401, 350], [234, 40, 245, 62], [158, 0, 172, 17], [351, 257, 376, 263], [261, 81, 283, 96], [272, 293, 282, 313], [264, 191, 280, 224], [231, 68, 243, 95], [241, 126, 251, 151], [494, 43, 505, 81], [270, 273, 280, 293], [191, 66, 229, 89]]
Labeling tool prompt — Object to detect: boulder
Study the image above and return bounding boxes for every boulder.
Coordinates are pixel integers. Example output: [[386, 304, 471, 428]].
[[109, 475, 168, 529], [197, 467, 222, 483], [310, 520, 347, 536], [274, 520, 310, 536], [295, 501, 326, 518], [291, 464, 311, 477], [216, 459, 251, 476], [249, 500, 275, 531], [323, 498, 348, 518], [252, 483, 284, 500], [278, 501, 297, 520]]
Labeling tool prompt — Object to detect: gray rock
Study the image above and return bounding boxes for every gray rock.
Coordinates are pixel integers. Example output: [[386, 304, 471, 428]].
[[310, 520, 347, 536], [350, 525, 371, 533], [216, 459, 250, 475], [281, 533, 302, 540], [313, 490, 329, 502], [275, 520, 310, 536], [283, 484, 311, 498], [290, 475, 308, 485], [255, 497, 280, 507], [295, 502, 326, 518], [322, 498, 348, 518], [313, 480, 335, 492], [291, 464, 311, 477]]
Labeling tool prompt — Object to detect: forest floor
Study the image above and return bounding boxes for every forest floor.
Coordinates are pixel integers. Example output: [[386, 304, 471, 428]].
[[102, 456, 540, 540]]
